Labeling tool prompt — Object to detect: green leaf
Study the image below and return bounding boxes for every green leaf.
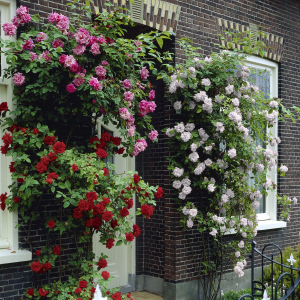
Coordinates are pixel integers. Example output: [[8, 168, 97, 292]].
[[156, 37, 163, 49], [116, 240, 123, 246], [63, 201, 70, 208]]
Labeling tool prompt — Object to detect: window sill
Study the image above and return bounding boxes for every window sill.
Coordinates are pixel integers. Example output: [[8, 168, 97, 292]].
[[257, 220, 286, 231], [0, 249, 32, 264]]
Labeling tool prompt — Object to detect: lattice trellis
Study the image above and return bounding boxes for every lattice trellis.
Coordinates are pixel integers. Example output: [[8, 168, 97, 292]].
[[216, 18, 284, 62], [93, 0, 181, 33]]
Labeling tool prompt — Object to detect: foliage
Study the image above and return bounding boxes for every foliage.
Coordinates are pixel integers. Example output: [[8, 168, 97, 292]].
[[161, 34, 296, 300], [0, 3, 169, 299]]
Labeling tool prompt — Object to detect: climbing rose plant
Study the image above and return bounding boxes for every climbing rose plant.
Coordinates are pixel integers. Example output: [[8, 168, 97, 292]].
[[161, 38, 296, 297], [0, 4, 170, 299]]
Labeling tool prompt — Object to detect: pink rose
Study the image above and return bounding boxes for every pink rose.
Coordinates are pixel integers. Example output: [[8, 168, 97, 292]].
[[48, 12, 60, 23], [119, 108, 131, 120], [59, 54, 67, 64], [52, 39, 64, 48], [29, 52, 38, 62], [126, 115, 134, 127], [127, 125, 135, 137], [12, 16, 21, 26], [122, 79, 131, 90], [16, 6, 29, 16], [2, 23, 17, 36], [19, 14, 31, 24], [66, 83, 76, 93], [136, 47, 142, 52], [70, 62, 82, 73], [73, 73, 85, 87], [95, 66, 106, 79], [36, 32, 48, 43], [90, 43, 100, 55], [97, 36, 107, 44], [88, 76, 102, 90], [102, 60, 109, 66], [139, 100, 149, 117], [39, 51, 51, 62], [72, 44, 86, 56], [56, 15, 69, 31], [64, 55, 76, 68], [124, 92, 134, 105], [148, 130, 158, 141], [147, 101, 156, 113], [149, 90, 155, 100], [88, 36, 97, 45], [13, 73, 26, 86], [74, 28, 89, 44], [140, 67, 149, 80], [22, 38, 34, 50]]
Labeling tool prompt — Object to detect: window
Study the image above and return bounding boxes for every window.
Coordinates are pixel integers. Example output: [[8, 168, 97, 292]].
[[245, 55, 286, 230], [0, 0, 32, 264]]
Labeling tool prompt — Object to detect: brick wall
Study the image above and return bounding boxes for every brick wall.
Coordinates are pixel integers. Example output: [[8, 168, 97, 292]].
[[136, 0, 300, 287]]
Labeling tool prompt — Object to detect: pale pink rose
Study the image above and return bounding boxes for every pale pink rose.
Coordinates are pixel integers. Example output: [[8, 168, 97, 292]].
[[124, 91, 134, 101], [74, 28, 89, 44], [36, 32, 48, 42], [139, 100, 149, 117], [52, 39, 64, 48], [148, 130, 158, 141], [97, 36, 107, 44], [22, 38, 34, 50], [140, 67, 149, 80], [56, 15, 69, 31], [90, 43, 100, 55], [126, 115, 135, 127], [209, 228, 218, 236], [48, 12, 60, 23], [134, 139, 147, 153], [72, 44, 86, 56], [147, 101, 156, 113], [19, 14, 31, 24], [136, 47, 142, 52], [88, 76, 102, 90], [134, 40, 142, 46], [66, 83, 76, 93], [95, 65, 106, 78], [122, 79, 131, 90], [12, 16, 21, 26], [29, 52, 38, 62], [13, 72, 25, 86], [2, 23, 17, 36], [88, 36, 97, 45], [127, 125, 135, 137], [149, 90, 155, 100], [72, 73, 85, 87], [39, 51, 51, 62], [64, 55, 76, 68], [119, 108, 131, 120], [126, 53, 133, 58]]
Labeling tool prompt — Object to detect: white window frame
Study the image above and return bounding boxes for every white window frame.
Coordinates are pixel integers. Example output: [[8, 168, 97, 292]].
[[245, 55, 286, 231], [0, 0, 32, 264]]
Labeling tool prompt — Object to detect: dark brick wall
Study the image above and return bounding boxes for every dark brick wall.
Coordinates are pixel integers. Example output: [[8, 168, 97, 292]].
[[136, 0, 300, 286]]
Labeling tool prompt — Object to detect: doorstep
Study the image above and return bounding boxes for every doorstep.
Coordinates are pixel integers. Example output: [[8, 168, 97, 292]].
[[131, 291, 164, 300]]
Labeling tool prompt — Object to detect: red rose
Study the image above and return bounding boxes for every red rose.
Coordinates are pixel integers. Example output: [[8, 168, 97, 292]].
[[133, 224, 141, 237], [53, 245, 61, 255], [9, 124, 18, 133], [38, 288, 49, 297], [117, 147, 125, 154], [0, 102, 8, 112], [97, 258, 108, 269], [96, 149, 107, 158], [26, 288, 34, 296], [120, 207, 129, 217], [102, 168, 109, 176], [35, 250, 41, 256], [106, 238, 114, 249], [44, 135, 56, 145], [89, 136, 99, 144], [133, 174, 140, 183], [101, 271, 110, 280], [85, 218, 94, 227], [86, 191, 97, 201], [111, 136, 121, 146], [72, 164, 79, 171], [2, 132, 12, 146], [101, 131, 110, 142], [48, 151, 58, 161], [93, 217, 102, 230], [53, 141, 66, 153], [19, 127, 27, 134], [112, 291, 122, 300], [9, 162, 16, 173], [78, 199, 90, 212], [124, 198, 133, 209], [36, 161, 48, 173], [14, 197, 20, 203], [0, 193, 8, 211], [45, 172, 58, 184], [141, 204, 154, 219], [1, 145, 8, 155], [30, 261, 43, 273], [155, 187, 164, 199], [42, 262, 51, 271], [102, 211, 113, 222], [73, 208, 83, 219], [125, 232, 134, 242], [17, 177, 24, 183], [111, 219, 119, 228], [75, 287, 82, 294], [48, 220, 56, 228], [101, 197, 110, 206], [106, 291, 110, 295], [96, 139, 107, 149], [32, 128, 39, 134], [79, 280, 88, 288]]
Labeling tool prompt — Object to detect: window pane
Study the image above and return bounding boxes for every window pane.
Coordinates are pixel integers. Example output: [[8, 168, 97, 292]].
[[248, 68, 270, 213]]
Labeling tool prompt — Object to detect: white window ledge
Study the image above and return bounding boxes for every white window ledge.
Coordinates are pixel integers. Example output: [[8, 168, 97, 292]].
[[257, 220, 286, 231], [0, 249, 32, 264]]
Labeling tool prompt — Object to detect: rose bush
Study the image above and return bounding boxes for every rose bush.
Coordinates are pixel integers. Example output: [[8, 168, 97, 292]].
[[0, 3, 169, 299]]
